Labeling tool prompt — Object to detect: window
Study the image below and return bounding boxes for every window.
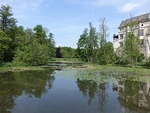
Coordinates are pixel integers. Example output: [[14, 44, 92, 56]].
[[120, 34, 123, 39], [140, 39, 144, 47]]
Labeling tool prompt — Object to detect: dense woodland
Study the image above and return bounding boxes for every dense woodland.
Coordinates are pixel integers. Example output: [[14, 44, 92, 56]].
[[0, 5, 150, 67], [0, 5, 56, 66]]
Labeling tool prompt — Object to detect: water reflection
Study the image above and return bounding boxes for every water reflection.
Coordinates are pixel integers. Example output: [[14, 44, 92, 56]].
[[113, 80, 150, 112], [76, 79, 108, 112], [76, 72, 150, 113], [0, 70, 55, 113], [0, 68, 150, 113]]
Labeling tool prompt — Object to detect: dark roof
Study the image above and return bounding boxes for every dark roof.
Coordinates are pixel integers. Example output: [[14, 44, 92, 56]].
[[119, 13, 150, 28]]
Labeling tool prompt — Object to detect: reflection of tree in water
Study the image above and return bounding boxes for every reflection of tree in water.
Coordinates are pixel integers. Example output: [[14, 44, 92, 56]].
[[0, 70, 55, 113], [97, 82, 107, 112], [114, 80, 150, 112], [76, 79, 108, 111], [76, 79, 97, 104]]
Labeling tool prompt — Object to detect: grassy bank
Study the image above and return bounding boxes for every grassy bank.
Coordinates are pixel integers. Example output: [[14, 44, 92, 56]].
[[74, 64, 150, 83], [50, 58, 80, 62], [82, 63, 150, 75], [0, 66, 47, 73]]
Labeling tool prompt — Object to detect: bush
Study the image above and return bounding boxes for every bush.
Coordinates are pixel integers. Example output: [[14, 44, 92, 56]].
[[13, 41, 50, 66], [145, 57, 150, 67]]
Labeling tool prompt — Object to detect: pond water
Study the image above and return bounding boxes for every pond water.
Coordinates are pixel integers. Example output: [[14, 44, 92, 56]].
[[0, 68, 150, 113]]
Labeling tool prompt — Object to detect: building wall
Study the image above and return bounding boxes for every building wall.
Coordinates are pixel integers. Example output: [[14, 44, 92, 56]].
[[113, 21, 150, 59]]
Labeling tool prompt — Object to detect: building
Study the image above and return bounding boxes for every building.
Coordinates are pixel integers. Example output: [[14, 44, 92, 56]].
[[113, 13, 150, 59]]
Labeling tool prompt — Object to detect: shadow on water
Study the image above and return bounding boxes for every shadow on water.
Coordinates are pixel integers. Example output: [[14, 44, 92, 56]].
[[0, 70, 55, 113]]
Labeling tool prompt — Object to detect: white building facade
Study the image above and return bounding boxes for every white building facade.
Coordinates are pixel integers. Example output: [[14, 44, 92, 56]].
[[113, 13, 150, 59]]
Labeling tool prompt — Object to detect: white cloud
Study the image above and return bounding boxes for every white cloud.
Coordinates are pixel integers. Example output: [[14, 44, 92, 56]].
[[120, 3, 139, 12], [64, 0, 149, 14]]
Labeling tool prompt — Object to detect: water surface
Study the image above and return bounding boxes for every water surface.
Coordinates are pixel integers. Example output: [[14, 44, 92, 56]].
[[0, 68, 150, 113]]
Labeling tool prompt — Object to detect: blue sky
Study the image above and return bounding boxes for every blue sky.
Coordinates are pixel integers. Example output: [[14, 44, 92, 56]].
[[0, 0, 150, 47]]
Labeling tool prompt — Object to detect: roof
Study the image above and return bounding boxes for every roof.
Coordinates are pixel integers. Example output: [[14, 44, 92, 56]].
[[119, 13, 150, 28]]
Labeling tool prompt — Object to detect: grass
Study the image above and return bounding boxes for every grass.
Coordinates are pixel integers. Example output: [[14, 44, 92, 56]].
[[0, 66, 47, 73], [50, 58, 81, 62], [75, 64, 150, 83], [83, 63, 150, 75]]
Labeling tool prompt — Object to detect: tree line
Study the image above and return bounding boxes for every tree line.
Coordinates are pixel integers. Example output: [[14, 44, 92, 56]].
[[0, 5, 55, 66]]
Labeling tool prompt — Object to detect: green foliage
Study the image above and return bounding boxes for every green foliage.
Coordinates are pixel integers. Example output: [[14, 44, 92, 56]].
[[0, 31, 12, 62], [124, 32, 141, 65], [0, 5, 17, 62], [61, 47, 76, 58], [14, 41, 50, 66], [77, 23, 98, 62], [47, 33, 56, 57], [0, 5, 16, 31], [0, 5, 56, 66], [33, 25, 47, 44], [97, 42, 114, 64], [77, 19, 114, 64]]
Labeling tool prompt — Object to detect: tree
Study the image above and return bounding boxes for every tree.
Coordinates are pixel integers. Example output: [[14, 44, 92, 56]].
[[47, 33, 55, 57], [13, 25, 56, 66], [13, 41, 50, 66], [77, 23, 98, 62], [0, 31, 11, 62], [97, 42, 114, 64], [0, 5, 17, 62], [61, 47, 76, 58], [123, 20, 141, 66], [124, 32, 140, 65], [56, 47, 63, 58], [98, 18, 108, 48], [0, 5, 16, 31], [33, 25, 47, 44], [77, 28, 89, 61], [96, 18, 112, 64], [88, 22, 98, 62]]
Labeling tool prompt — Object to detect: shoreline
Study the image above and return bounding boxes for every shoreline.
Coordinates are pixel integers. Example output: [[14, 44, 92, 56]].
[[0, 63, 150, 75], [81, 64, 150, 75], [0, 66, 48, 73]]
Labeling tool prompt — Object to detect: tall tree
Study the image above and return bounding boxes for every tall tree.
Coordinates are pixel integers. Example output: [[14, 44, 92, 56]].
[[0, 31, 11, 62], [47, 33, 55, 57], [77, 28, 89, 61], [98, 18, 108, 48], [96, 18, 113, 64], [0, 5, 16, 31], [77, 23, 98, 62], [33, 25, 47, 44], [0, 5, 17, 62], [124, 32, 140, 65], [124, 21, 141, 66], [88, 22, 98, 62]]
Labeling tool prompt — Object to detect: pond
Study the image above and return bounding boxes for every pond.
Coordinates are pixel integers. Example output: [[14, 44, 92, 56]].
[[0, 67, 150, 113]]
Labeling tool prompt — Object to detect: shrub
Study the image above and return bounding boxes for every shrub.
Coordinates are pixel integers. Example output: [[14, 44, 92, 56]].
[[13, 41, 50, 66]]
